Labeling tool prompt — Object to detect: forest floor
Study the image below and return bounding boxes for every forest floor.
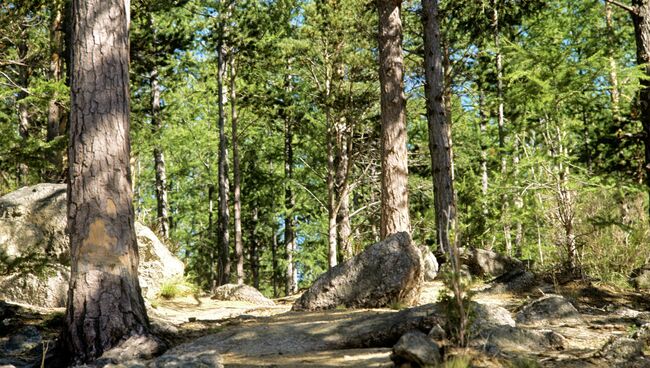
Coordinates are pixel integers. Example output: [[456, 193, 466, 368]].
[[2, 280, 650, 367]]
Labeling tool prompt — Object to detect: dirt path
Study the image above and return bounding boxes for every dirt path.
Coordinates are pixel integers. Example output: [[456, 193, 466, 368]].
[[3, 281, 650, 367]]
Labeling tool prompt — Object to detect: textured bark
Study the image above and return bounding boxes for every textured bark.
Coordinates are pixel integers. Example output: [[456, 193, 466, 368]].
[[208, 185, 216, 290], [605, 3, 621, 120], [61, 0, 150, 363], [151, 66, 170, 240], [378, 0, 410, 239], [284, 68, 297, 295], [47, 0, 65, 143], [327, 113, 338, 269], [230, 55, 244, 285], [217, 34, 231, 287], [293, 232, 422, 311], [479, 92, 489, 214], [16, 24, 30, 185], [272, 227, 278, 298], [630, 0, 650, 218], [422, 0, 455, 254], [249, 207, 260, 289], [335, 117, 353, 261]]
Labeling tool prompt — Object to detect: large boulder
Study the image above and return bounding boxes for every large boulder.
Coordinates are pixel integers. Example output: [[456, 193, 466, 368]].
[[0, 184, 184, 307], [293, 232, 422, 311], [211, 284, 275, 306], [460, 248, 524, 278]]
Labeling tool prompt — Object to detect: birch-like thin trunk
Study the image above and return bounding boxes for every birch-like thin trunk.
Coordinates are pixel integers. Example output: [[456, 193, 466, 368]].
[[249, 207, 260, 289], [230, 54, 244, 285], [605, 2, 621, 120], [378, 0, 410, 238]]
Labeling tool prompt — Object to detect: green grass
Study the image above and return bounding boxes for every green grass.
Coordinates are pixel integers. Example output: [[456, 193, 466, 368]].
[[158, 276, 199, 299]]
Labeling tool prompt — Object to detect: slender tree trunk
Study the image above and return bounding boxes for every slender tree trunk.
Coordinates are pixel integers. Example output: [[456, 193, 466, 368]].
[[336, 116, 353, 261], [284, 69, 297, 295], [422, 0, 455, 254], [47, 0, 65, 142], [605, 2, 621, 120], [208, 185, 216, 290], [337, 181, 352, 261], [378, 0, 410, 239], [217, 34, 231, 287], [326, 88, 338, 268], [16, 25, 30, 185], [230, 54, 244, 285], [272, 226, 278, 298], [493, 1, 512, 254], [629, 0, 650, 218], [151, 66, 170, 240], [479, 92, 489, 212], [61, 0, 150, 362], [249, 207, 260, 289]]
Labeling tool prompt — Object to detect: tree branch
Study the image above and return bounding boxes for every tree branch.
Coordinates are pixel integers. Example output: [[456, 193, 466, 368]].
[[606, 0, 636, 15]]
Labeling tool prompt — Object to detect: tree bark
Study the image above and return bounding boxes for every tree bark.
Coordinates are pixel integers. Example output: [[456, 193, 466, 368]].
[[249, 207, 260, 289], [327, 118, 338, 268], [284, 68, 297, 295], [151, 66, 170, 240], [47, 0, 65, 142], [217, 33, 231, 287], [378, 0, 410, 239], [605, 2, 621, 120], [629, 0, 650, 218], [16, 24, 30, 185], [61, 0, 150, 362], [422, 0, 456, 254], [230, 53, 244, 285]]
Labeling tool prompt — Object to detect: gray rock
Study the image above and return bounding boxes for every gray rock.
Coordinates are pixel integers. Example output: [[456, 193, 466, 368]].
[[99, 335, 167, 363], [487, 269, 537, 293], [0, 184, 184, 307], [428, 324, 446, 341], [515, 294, 581, 326], [152, 346, 223, 368], [472, 303, 515, 331], [474, 325, 566, 354], [293, 232, 422, 310], [598, 336, 644, 363], [392, 331, 441, 367], [419, 246, 438, 282], [211, 284, 274, 306], [461, 248, 524, 278], [2, 326, 41, 355], [630, 264, 650, 290]]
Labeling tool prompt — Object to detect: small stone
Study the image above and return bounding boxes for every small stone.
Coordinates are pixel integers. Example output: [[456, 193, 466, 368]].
[[211, 284, 274, 306], [392, 331, 442, 367], [599, 336, 643, 363], [428, 324, 446, 341]]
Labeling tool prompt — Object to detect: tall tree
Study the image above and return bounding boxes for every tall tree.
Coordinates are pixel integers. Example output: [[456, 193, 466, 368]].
[[378, 0, 410, 238], [60, 0, 150, 362], [422, 0, 456, 254], [230, 53, 244, 285], [217, 25, 231, 286]]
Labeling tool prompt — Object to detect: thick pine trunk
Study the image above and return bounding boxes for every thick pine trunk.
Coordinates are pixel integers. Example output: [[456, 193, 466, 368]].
[[151, 66, 170, 240], [378, 0, 410, 239], [217, 35, 231, 287], [230, 54, 244, 285], [422, 0, 455, 254], [61, 0, 149, 362]]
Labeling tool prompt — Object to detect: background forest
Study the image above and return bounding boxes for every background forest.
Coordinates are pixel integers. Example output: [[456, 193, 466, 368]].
[[1, 0, 648, 296]]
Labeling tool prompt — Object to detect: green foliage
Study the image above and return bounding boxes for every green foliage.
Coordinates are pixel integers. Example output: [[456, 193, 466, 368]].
[[158, 276, 200, 300]]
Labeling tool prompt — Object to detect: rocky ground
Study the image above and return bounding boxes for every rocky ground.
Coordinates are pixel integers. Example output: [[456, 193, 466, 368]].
[[3, 279, 650, 367]]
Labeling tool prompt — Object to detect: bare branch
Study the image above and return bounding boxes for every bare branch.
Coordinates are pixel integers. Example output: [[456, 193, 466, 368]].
[[605, 0, 636, 14]]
